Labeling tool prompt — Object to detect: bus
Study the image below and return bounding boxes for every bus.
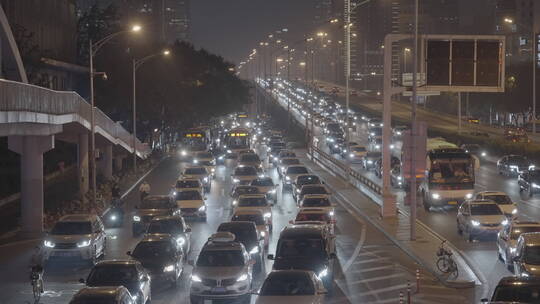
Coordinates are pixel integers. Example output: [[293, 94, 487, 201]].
[[235, 112, 251, 128], [178, 127, 210, 161], [420, 138, 479, 211], [222, 128, 251, 159]]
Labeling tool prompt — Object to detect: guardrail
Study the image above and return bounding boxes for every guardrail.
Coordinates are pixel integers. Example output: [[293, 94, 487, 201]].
[[0, 79, 150, 158]]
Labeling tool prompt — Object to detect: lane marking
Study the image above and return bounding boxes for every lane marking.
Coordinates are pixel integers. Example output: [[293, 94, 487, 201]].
[[347, 273, 405, 285], [342, 221, 366, 273], [348, 264, 396, 274]]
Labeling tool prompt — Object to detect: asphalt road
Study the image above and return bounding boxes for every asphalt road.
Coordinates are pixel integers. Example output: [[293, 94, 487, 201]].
[[0, 138, 471, 303]]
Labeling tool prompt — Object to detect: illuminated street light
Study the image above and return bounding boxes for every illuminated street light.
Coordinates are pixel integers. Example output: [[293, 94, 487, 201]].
[[404, 48, 411, 52], [276, 58, 284, 62], [132, 25, 142, 32], [299, 62, 306, 66], [504, 18, 514, 24]]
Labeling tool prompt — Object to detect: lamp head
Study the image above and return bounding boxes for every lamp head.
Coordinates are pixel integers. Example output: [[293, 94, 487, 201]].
[[131, 25, 142, 32]]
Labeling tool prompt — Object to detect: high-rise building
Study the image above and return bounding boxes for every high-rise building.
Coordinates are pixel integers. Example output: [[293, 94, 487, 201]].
[[494, 0, 535, 63]]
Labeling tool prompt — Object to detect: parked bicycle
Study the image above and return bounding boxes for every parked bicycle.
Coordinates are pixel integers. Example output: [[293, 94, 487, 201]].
[[436, 240, 458, 278]]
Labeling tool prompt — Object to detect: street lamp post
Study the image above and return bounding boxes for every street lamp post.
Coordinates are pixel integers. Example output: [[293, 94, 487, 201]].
[[132, 49, 170, 172], [88, 25, 141, 206]]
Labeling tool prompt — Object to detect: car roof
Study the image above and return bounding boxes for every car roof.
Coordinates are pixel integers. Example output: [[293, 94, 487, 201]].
[[150, 215, 183, 222], [238, 194, 266, 199], [519, 232, 540, 244], [496, 275, 540, 286], [303, 194, 330, 199], [140, 233, 174, 242], [233, 209, 264, 216], [95, 259, 139, 267], [476, 191, 507, 196], [281, 225, 326, 238], [59, 214, 96, 222]]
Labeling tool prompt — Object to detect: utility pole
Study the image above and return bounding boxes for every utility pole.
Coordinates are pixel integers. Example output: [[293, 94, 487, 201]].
[[409, 0, 419, 241], [345, 0, 351, 177]]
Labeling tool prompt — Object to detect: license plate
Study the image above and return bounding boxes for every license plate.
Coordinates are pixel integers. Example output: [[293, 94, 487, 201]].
[[53, 251, 78, 257], [448, 201, 458, 205], [212, 287, 226, 293]]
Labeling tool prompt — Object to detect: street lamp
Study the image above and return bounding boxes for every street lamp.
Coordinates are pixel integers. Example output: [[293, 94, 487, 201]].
[[132, 49, 171, 172], [504, 17, 537, 133], [89, 24, 141, 206], [404, 48, 411, 73]]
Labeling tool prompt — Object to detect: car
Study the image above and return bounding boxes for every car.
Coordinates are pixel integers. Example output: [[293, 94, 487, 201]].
[[42, 214, 106, 265], [474, 191, 517, 219], [292, 208, 335, 234], [268, 224, 336, 291], [238, 153, 264, 172], [233, 194, 273, 230], [513, 232, 540, 277], [232, 209, 270, 250], [254, 270, 327, 303], [370, 138, 383, 151], [497, 221, 540, 269], [132, 195, 179, 236], [190, 232, 254, 304], [456, 200, 508, 242], [292, 174, 322, 201], [250, 177, 278, 202], [368, 127, 382, 142], [368, 118, 383, 128], [69, 286, 135, 304], [182, 166, 212, 191], [278, 158, 301, 177], [347, 145, 367, 163], [232, 165, 259, 185], [506, 133, 531, 143], [273, 150, 297, 167], [460, 144, 487, 159], [392, 125, 408, 137], [497, 155, 534, 177], [128, 234, 184, 288], [81, 260, 151, 304], [297, 185, 331, 204], [146, 215, 192, 255], [299, 195, 334, 215], [374, 156, 400, 178], [268, 142, 286, 161], [230, 185, 260, 200], [484, 276, 540, 303], [173, 178, 203, 194], [283, 165, 310, 189], [362, 152, 381, 170], [218, 221, 264, 271], [518, 169, 540, 198], [193, 152, 216, 176], [174, 190, 206, 221]]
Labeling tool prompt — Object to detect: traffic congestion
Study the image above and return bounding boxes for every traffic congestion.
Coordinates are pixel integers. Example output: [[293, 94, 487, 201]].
[[263, 77, 540, 303]]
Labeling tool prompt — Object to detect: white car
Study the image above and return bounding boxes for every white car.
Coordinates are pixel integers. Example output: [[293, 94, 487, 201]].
[[173, 178, 203, 195], [347, 145, 367, 163], [193, 151, 216, 177], [497, 221, 540, 269], [233, 194, 273, 230], [292, 208, 335, 234], [298, 195, 334, 215], [457, 200, 508, 241], [254, 270, 326, 304], [175, 190, 206, 221], [278, 158, 301, 177], [232, 165, 259, 185], [475, 191, 518, 219], [182, 166, 211, 191], [250, 177, 278, 201]]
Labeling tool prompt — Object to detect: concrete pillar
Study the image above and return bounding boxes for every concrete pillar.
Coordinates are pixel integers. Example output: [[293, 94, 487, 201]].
[[8, 135, 54, 237], [98, 144, 113, 180], [78, 133, 89, 196]]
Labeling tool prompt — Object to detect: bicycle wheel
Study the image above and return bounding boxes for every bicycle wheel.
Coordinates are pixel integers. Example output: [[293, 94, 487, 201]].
[[449, 259, 459, 279], [436, 257, 451, 273], [32, 282, 41, 303]]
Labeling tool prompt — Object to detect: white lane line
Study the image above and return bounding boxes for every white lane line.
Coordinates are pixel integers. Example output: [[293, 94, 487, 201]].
[[347, 273, 405, 285], [342, 221, 366, 272], [352, 256, 391, 265]]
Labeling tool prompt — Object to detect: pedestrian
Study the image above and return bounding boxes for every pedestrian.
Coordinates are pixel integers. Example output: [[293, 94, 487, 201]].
[[138, 181, 151, 201]]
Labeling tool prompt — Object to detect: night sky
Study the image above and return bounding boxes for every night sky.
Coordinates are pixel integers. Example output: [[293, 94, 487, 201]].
[[190, 0, 319, 65]]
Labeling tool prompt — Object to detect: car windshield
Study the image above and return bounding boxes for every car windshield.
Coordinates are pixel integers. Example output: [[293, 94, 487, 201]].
[[281, 159, 300, 166], [251, 178, 274, 187], [238, 197, 268, 207], [508, 156, 529, 165], [140, 198, 172, 209], [470, 204, 502, 216], [232, 214, 265, 225], [185, 167, 207, 175], [260, 273, 316, 296], [296, 213, 330, 222], [352, 146, 366, 152], [218, 225, 258, 246], [429, 160, 473, 184], [233, 187, 259, 196], [189, 144, 207, 152], [196, 152, 213, 159], [176, 180, 200, 188], [197, 249, 245, 267], [71, 297, 117, 304], [147, 219, 184, 234], [51, 222, 91, 235], [240, 154, 260, 162], [492, 284, 540, 302], [175, 191, 202, 201], [235, 167, 257, 175], [481, 195, 513, 205], [272, 143, 286, 149], [302, 186, 328, 195], [277, 238, 327, 259], [297, 176, 321, 185], [510, 227, 540, 240], [87, 265, 139, 285], [524, 246, 540, 265], [132, 241, 175, 259], [302, 197, 331, 207], [287, 167, 308, 174]]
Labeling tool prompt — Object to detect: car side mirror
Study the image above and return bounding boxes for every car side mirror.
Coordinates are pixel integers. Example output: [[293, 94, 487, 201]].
[[185, 227, 192, 233], [126, 251, 131, 256], [267, 254, 274, 260], [78, 278, 85, 284]]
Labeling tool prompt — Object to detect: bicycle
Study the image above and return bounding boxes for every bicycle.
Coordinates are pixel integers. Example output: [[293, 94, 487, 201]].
[[436, 240, 458, 279], [30, 264, 44, 303]]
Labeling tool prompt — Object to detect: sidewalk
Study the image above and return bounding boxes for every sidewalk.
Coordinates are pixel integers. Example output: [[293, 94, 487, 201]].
[[295, 148, 483, 291]]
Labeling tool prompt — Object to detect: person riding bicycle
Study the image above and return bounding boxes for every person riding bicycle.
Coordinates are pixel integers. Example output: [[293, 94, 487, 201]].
[[30, 264, 44, 293], [139, 181, 151, 201]]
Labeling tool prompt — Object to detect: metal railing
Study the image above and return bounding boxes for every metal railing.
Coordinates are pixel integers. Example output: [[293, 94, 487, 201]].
[[0, 79, 149, 158]]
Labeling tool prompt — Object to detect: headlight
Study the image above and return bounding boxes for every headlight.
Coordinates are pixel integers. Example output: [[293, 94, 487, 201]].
[[269, 189, 276, 194], [510, 247, 517, 253], [218, 155, 224, 160], [522, 272, 530, 277], [396, 131, 402, 135], [191, 274, 202, 282], [163, 265, 175, 272], [233, 178, 240, 183], [260, 231, 266, 237], [181, 150, 187, 156], [502, 219, 509, 226], [250, 247, 259, 254], [318, 268, 329, 278], [431, 193, 440, 200], [203, 177, 209, 183], [471, 220, 480, 227], [176, 236, 185, 246], [286, 176, 291, 181], [172, 191, 177, 196], [370, 133, 375, 136], [263, 212, 271, 218], [481, 152, 487, 157], [510, 165, 518, 170], [329, 211, 335, 216], [397, 176, 402, 180], [44, 240, 55, 248], [133, 215, 141, 222], [465, 193, 473, 199], [375, 145, 381, 149], [533, 183, 540, 188], [110, 215, 117, 221], [349, 153, 354, 158], [232, 200, 238, 205], [367, 160, 373, 164], [390, 144, 395, 149], [512, 208, 518, 215], [211, 168, 215, 172], [280, 166, 285, 171], [227, 150, 232, 154], [236, 273, 248, 282], [193, 159, 199, 164], [198, 205, 206, 212], [334, 144, 339, 148], [77, 240, 91, 248]]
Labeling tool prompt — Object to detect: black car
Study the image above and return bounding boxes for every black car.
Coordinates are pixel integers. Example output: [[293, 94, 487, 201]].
[[217, 221, 264, 272], [268, 224, 336, 291], [362, 152, 382, 170], [146, 216, 192, 255], [128, 234, 185, 288], [81, 260, 151, 304], [292, 175, 322, 201], [328, 137, 345, 154], [296, 184, 330, 204], [497, 155, 534, 177], [483, 276, 540, 303], [132, 195, 179, 236], [518, 169, 540, 198]]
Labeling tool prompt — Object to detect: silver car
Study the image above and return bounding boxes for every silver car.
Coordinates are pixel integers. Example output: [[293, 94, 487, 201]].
[[457, 200, 508, 242], [513, 232, 540, 277], [190, 232, 254, 304], [497, 221, 540, 270], [42, 214, 106, 265]]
